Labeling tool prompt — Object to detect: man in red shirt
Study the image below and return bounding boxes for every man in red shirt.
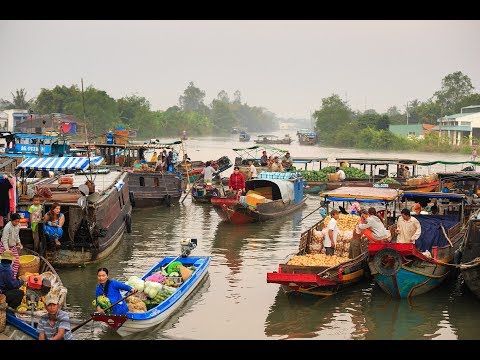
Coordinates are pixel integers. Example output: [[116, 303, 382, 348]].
[[228, 166, 246, 198]]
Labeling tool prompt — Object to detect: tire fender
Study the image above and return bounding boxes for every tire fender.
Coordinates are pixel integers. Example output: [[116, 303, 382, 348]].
[[373, 247, 402, 276]]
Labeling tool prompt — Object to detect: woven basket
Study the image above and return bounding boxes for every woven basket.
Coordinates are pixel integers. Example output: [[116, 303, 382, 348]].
[[18, 255, 40, 277], [0, 293, 6, 333]]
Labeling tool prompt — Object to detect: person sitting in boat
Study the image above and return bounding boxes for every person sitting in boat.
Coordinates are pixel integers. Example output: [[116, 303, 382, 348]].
[[228, 166, 246, 198], [38, 293, 74, 340], [0, 250, 24, 309], [335, 167, 346, 181], [95, 267, 137, 315], [260, 151, 268, 166], [357, 208, 388, 243], [201, 161, 217, 184], [395, 208, 421, 244], [43, 203, 65, 247], [270, 156, 284, 172], [281, 152, 294, 171], [349, 201, 361, 215]]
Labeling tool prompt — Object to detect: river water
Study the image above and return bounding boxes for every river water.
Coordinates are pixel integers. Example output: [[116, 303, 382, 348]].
[[59, 132, 480, 340]]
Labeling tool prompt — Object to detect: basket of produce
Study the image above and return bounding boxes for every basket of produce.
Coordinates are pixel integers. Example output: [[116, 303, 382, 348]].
[[18, 255, 40, 277]]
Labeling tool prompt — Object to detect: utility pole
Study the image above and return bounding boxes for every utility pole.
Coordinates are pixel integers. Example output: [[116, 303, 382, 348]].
[[406, 101, 409, 125]]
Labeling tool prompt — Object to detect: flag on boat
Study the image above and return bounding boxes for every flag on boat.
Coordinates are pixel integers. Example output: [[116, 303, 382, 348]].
[[16, 156, 104, 171]]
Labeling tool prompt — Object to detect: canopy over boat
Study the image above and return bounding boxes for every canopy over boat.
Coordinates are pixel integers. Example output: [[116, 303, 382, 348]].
[[16, 156, 104, 171], [320, 186, 403, 203], [402, 191, 466, 201]]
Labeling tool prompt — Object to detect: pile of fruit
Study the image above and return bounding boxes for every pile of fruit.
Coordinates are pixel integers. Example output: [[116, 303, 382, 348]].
[[287, 253, 350, 267], [323, 214, 360, 231]]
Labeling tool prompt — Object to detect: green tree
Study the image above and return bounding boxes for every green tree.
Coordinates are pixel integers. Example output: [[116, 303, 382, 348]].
[[117, 94, 151, 129], [34, 85, 81, 115], [216, 90, 230, 103], [233, 90, 241, 104], [434, 71, 474, 115], [179, 81, 206, 113], [313, 94, 353, 145], [416, 99, 442, 125], [0, 88, 35, 110], [386, 106, 404, 125], [210, 99, 235, 133]]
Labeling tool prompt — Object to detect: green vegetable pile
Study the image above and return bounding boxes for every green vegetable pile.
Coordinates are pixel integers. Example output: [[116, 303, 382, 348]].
[[297, 166, 369, 181], [376, 177, 401, 184]]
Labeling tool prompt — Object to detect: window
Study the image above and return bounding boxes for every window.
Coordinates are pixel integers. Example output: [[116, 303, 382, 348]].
[[139, 177, 145, 186]]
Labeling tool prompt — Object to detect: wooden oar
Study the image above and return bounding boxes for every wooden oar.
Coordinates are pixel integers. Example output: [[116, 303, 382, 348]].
[[71, 291, 135, 333]]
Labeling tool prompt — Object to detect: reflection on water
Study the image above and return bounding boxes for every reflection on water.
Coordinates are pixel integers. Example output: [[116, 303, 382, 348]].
[[57, 137, 480, 340]]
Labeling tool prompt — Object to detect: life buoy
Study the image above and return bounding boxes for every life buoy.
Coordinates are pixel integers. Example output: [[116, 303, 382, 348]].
[[125, 213, 132, 234], [129, 191, 136, 208], [373, 247, 402, 276]]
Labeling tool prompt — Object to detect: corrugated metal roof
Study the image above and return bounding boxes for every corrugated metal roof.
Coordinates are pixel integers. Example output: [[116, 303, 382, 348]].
[[431, 126, 471, 131]]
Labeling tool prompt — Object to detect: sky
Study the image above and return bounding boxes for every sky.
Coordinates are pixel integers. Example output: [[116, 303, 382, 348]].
[[1, 20, 479, 120]]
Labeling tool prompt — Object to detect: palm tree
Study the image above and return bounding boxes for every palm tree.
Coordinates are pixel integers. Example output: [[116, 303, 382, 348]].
[[0, 88, 35, 110]]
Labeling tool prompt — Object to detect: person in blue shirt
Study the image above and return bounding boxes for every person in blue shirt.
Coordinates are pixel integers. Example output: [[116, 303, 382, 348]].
[[0, 250, 24, 309], [95, 267, 137, 315]]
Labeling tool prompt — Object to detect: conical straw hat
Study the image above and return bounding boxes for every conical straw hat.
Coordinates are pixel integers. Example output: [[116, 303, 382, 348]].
[[179, 265, 193, 282]]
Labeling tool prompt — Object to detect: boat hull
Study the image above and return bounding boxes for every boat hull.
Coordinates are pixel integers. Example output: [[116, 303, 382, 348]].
[[128, 172, 182, 207], [211, 196, 307, 224], [459, 212, 480, 299]]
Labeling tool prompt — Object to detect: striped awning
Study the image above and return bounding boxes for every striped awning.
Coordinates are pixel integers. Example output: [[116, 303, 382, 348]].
[[16, 156, 104, 171]]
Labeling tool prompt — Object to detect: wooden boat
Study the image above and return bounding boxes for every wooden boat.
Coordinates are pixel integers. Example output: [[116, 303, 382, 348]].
[[3, 248, 67, 340], [368, 191, 467, 298], [459, 209, 480, 299], [15, 156, 132, 267], [296, 129, 318, 145], [211, 171, 307, 224], [192, 182, 227, 203], [254, 134, 293, 145], [238, 131, 251, 142], [266, 187, 402, 298], [91, 254, 211, 337]]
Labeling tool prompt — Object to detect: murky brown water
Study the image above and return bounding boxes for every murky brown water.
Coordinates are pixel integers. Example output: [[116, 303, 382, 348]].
[[59, 133, 480, 340]]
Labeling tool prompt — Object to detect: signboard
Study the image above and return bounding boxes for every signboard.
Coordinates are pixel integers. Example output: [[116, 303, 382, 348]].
[[373, 183, 389, 188], [9, 144, 52, 154]]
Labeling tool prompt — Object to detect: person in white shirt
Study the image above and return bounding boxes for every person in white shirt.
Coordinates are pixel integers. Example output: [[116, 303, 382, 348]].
[[248, 160, 257, 179], [324, 209, 339, 256], [201, 161, 216, 183], [335, 167, 346, 181]]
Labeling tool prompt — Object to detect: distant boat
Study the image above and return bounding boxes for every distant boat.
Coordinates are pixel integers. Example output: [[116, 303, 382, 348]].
[[181, 130, 188, 140], [254, 134, 292, 145], [238, 131, 251, 142], [296, 129, 318, 145]]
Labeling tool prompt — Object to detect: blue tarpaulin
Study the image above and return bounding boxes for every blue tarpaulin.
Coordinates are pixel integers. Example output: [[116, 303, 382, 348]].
[[413, 214, 459, 252]]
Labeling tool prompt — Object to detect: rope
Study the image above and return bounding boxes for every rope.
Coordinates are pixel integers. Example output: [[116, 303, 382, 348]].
[[459, 257, 480, 270], [439, 223, 453, 247]]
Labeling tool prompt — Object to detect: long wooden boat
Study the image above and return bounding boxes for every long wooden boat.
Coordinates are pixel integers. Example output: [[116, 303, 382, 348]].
[[192, 182, 227, 203], [239, 131, 251, 142], [296, 129, 318, 145], [15, 156, 132, 267], [128, 171, 183, 207], [267, 187, 402, 297], [91, 255, 211, 337], [459, 209, 480, 299], [3, 248, 67, 340], [254, 134, 293, 145], [368, 191, 467, 298], [211, 172, 307, 224]]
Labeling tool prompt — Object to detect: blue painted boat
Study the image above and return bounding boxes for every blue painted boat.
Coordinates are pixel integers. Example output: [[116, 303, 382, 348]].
[[91, 255, 211, 337], [368, 191, 467, 298]]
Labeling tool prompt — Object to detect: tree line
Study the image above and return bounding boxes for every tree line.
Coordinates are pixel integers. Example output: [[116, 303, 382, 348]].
[[0, 82, 278, 139], [313, 71, 480, 153]]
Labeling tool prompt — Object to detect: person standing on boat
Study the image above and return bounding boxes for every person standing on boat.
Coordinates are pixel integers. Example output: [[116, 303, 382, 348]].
[[324, 209, 340, 256], [0, 213, 23, 278], [228, 166, 246, 198], [201, 161, 217, 183], [43, 203, 64, 247], [29, 194, 43, 253], [395, 208, 421, 244], [0, 250, 24, 309], [95, 267, 137, 315], [150, 151, 158, 164], [248, 160, 257, 179], [260, 151, 268, 167], [38, 293, 73, 340]]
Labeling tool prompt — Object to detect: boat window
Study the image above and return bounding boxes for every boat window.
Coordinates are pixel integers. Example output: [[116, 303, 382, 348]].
[[154, 177, 159, 187], [121, 192, 125, 206], [118, 196, 122, 209], [139, 177, 145, 186]]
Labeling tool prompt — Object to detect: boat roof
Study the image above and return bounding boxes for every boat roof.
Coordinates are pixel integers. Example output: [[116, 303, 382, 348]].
[[16, 156, 104, 171], [418, 160, 480, 166], [335, 157, 419, 165], [320, 186, 402, 202], [436, 171, 480, 182], [402, 191, 467, 201], [248, 177, 296, 202], [14, 133, 61, 140]]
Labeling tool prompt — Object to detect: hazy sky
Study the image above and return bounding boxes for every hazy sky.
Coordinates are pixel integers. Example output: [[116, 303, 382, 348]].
[[1, 20, 479, 119]]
